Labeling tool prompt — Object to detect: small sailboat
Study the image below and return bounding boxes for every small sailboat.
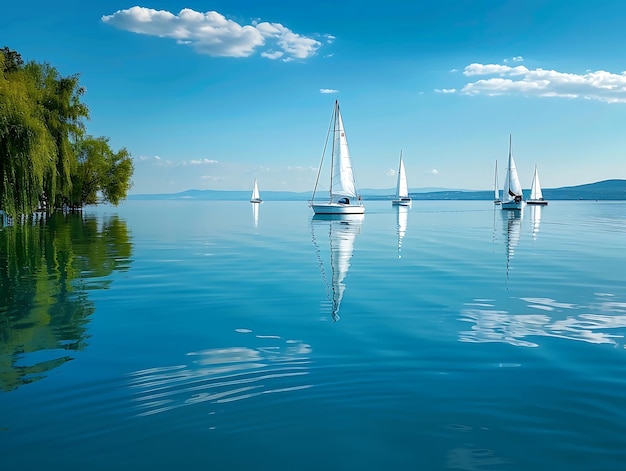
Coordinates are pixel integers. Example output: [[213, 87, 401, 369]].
[[311, 213, 364, 321], [527, 165, 548, 205], [501, 135, 524, 210], [392, 151, 412, 206], [310, 100, 365, 215], [250, 179, 262, 203], [493, 160, 501, 205]]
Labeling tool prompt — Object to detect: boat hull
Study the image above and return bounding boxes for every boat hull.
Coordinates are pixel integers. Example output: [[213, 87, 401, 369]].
[[392, 198, 412, 206], [310, 203, 365, 215], [527, 200, 548, 205], [501, 200, 524, 210], [250, 199, 262, 204]]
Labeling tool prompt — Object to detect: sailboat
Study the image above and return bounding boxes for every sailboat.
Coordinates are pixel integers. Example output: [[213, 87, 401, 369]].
[[392, 151, 412, 206], [311, 213, 364, 321], [501, 134, 524, 210], [250, 179, 262, 203], [493, 160, 501, 205], [310, 100, 365, 215], [527, 165, 548, 205]]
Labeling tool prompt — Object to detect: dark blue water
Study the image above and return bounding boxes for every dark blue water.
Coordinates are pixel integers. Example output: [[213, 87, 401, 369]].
[[2, 200, 626, 470]]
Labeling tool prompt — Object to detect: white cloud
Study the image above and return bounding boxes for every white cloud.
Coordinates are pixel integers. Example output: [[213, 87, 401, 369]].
[[442, 61, 626, 103], [435, 88, 457, 94], [426, 169, 439, 175], [188, 158, 218, 165], [102, 7, 322, 61], [386, 168, 396, 177], [320, 88, 338, 94]]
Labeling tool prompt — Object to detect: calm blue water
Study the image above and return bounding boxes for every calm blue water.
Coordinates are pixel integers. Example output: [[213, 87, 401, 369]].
[[1, 200, 626, 470]]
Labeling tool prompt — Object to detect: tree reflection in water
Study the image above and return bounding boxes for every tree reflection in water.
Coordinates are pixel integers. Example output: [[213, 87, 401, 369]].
[[0, 212, 132, 391]]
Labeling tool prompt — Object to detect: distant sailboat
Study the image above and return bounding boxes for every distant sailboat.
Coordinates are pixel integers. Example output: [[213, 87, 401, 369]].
[[493, 160, 501, 205], [527, 165, 548, 205], [392, 151, 412, 206], [311, 213, 364, 321], [250, 179, 262, 203], [501, 135, 524, 210], [309, 100, 365, 215]]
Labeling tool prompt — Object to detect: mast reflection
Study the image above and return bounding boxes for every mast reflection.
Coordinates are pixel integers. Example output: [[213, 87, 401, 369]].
[[311, 214, 364, 321]]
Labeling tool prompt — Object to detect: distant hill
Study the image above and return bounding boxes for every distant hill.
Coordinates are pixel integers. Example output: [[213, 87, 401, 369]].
[[128, 179, 626, 201]]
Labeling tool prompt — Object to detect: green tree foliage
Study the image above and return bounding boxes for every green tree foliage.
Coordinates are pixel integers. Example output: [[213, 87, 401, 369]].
[[0, 47, 132, 215], [69, 136, 134, 208]]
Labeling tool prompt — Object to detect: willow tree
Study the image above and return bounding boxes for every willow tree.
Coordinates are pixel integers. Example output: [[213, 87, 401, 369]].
[[0, 51, 57, 215], [23, 61, 89, 209]]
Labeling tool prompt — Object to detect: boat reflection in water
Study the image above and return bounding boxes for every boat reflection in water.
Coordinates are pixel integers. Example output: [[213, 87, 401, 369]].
[[395, 205, 409, 259], [503, 209, 522, 279], [530, 204, 542, 241], [251, 200, 259, 230], [311, 213, 364, 321]]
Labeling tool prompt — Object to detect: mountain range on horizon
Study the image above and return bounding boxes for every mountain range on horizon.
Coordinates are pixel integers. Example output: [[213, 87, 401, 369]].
[[128, 179, 626, 201]]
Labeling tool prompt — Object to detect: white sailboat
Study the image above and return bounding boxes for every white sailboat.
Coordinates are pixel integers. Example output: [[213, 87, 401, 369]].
[[493, 160, 501, 205], [250, 179, 262, 203], [392, 151, 412, 206], [310, 100, 365, 215], [527, 165, 548, 205], [501, 135, 524, 210], [311, 213, 364, 321]]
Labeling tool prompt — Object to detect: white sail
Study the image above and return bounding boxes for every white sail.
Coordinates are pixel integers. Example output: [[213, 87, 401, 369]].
[[311, 214, 363, 321], [502, 135, 523, 209], [331, 106, 357, 198], [530, 165, 543, 200], [250, 179, 262, 203], [392, 151, 411, 206], [397, 155, 409, 198]]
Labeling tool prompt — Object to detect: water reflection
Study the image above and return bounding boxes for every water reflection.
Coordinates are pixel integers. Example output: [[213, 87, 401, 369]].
[[395, 205, 409, 259], [251, 200, 259, 230], [460, 294, 626, 347], [530, 204, 542, 240], [503, 210, 522, 278], [311, 214, 364, 321], [0, 212, 132, 391], [128, 330, 312, 418]]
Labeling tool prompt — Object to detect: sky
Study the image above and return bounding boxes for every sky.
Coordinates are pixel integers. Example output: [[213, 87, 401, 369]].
[[3, 1, 626, 194]]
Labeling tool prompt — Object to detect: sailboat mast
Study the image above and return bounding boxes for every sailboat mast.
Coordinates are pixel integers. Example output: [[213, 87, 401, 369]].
[[329, 100, 338, 200]]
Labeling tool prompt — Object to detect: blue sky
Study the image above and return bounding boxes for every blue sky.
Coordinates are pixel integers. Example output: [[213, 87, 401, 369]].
[[3, 1, 626, 194]]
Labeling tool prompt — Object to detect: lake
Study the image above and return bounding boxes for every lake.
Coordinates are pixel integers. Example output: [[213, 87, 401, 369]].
[[1, 200, 626, 470]]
